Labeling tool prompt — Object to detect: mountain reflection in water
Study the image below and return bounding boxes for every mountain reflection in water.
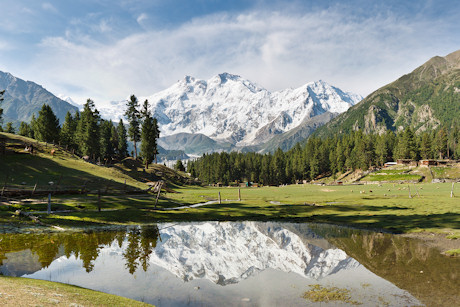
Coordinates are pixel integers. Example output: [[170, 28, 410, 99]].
[[0, 222, 455, 306]]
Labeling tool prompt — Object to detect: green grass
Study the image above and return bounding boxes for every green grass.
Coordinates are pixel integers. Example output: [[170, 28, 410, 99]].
[[445, 249, 460, 257], [371, 169, 411, 174], [0, 276, 150, 306], [363, 174, 422, 182], [432, 166, 460, 179], [1, 132, 459, 238], [302, 284, 361, 305], [13, 182, 454, 238]]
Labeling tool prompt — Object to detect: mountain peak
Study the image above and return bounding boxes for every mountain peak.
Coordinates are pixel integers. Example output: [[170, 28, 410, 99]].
[[217, 72, 241, 81], [0, 71, 78, 125]]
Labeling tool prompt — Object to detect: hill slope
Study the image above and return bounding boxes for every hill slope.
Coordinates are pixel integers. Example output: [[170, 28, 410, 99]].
[[0, 71, 78, 126], [315, 49, 460, 137]]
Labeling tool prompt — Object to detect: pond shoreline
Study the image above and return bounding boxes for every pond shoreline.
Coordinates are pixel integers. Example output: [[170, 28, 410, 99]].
[[1, 219, 458, 255]]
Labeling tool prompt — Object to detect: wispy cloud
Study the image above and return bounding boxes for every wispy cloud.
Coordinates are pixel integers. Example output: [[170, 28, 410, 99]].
[[137, 13, 149, 25], [42, 2, 58, 14], [25, 4, 460, 106]]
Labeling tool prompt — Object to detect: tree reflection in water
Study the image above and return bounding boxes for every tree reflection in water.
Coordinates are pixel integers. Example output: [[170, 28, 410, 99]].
[[0, 225, 159, 275]]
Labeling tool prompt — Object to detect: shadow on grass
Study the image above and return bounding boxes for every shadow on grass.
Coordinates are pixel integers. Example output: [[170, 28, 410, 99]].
[[0, 153, 132, 191]]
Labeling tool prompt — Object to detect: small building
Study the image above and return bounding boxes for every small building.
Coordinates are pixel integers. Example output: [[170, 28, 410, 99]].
[[397, 159, 418, 166], [384, 162, 397, 167], [420, 159, 437, 166]]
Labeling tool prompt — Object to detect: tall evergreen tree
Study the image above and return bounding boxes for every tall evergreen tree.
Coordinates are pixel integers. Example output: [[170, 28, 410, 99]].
[[434, 127, 448, 159], [4, 122, 15, 134], [140, 100, 159, 169], [76, 99, 100, 159], [18, 122, 31, 137], [419, 132, 432, 159], [125, 95, 141, 159], [0, 90, 4, 125], [375, 134, 388, 166], [29, 114, 37, 139], [100, 119, 116, 163], [117, 118, 128, 159], [35, 104, 60, 143], [60, 111, 78, 151], [152, 117, 160, 163], [110, 123, 119, 158]]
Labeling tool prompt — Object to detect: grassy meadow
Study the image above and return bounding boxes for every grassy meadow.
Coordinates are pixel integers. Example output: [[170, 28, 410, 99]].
[[1, 132, 459, 238]]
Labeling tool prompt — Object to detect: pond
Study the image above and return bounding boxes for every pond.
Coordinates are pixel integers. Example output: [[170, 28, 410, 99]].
[[0, 222, 458, 306]]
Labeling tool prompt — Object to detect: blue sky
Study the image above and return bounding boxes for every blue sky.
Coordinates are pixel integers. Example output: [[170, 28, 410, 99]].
[[1, 0, 459, 107]]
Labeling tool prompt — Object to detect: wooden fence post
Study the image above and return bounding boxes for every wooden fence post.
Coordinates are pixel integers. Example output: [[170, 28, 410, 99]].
[[408, 185, 411, 199], [451, 182, 455, 198], [97, 189, 101, 212], [154, 181, 163, 209], [47, 193, 51, 214], [218, 191, 221, 204], [238, 188, 241, 201], [31, 183, 37, 196]]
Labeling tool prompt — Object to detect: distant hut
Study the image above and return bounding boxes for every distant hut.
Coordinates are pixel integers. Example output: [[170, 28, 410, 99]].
[[397, 159, 418, 166], [384, 162, 397, 168], [420, 159, 436, 166]]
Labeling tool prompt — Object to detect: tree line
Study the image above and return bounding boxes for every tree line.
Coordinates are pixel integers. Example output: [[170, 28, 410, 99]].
[[187, 125, 460, 186], [1, 95, 160, 168]]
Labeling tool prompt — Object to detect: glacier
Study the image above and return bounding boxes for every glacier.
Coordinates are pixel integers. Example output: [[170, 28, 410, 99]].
[[105, 73, 362, 147]]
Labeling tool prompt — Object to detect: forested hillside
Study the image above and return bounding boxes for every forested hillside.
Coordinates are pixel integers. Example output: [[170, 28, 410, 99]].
[[315, 49, 460, 137], [188, 125, 460, 185]]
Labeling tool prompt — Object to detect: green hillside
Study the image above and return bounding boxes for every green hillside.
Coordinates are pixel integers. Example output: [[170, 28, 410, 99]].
[[315, 49, 460, 137]]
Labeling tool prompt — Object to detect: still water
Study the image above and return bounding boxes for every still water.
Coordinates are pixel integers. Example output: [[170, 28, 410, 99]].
[[0, 222, 458, 306]]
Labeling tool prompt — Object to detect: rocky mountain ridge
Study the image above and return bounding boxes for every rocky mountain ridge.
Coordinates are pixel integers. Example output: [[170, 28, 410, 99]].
[[315, 49, 460, 137], [0, 71, 78, 126]]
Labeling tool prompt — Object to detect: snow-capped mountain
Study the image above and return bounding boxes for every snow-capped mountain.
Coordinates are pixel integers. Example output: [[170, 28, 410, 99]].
[[108, 73, 361, 147], [148, 222, 359, 285]]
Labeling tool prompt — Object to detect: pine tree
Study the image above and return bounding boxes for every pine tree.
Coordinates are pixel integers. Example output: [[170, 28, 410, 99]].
[[0, 90, 4, 125], [152, 117, 160, 163], [404, 127, 419, 160], [76, 99, 100, 159], [100, 119, 115, 163], [434, 127, 448, 159], [174, 159, 186, 172], [140, 100, 159, 169], [18, 122, 31, 136], [29, 114, 37, 139], [419, 132, 432, 159], [110, 123, 119, 159], [35, 104, 60, 143], [375, 134, 388, 166], [117, 118, 128, 159], [4, 122, 15, 134], [60, 111, 77, 151], [125, 95, 141, 159], [272, 148, 286, 185]]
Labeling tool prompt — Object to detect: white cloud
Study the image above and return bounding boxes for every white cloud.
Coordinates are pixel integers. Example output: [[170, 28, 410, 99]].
[[30, 7, 459, 107], [97, 19, 112, 33], [137, 13, 149, 25], [42, 2, 58, 14]]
